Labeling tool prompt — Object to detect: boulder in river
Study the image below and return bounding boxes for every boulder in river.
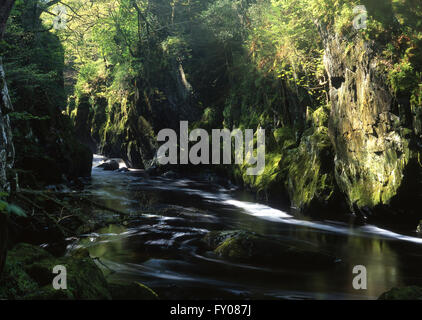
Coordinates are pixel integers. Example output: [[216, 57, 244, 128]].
[[97, 160, 119, 171], [202, 230, 338, 268], [379, 286, 422, 300]]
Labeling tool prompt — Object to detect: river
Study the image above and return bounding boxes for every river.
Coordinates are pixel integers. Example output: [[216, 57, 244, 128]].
[[67, 155, 422, 300]]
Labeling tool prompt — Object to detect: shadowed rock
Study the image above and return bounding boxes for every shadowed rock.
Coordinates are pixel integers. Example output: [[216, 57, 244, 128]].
[[379, 286, 422, 300], [97, 160, 119, 171], [203, 230, 339, 269]]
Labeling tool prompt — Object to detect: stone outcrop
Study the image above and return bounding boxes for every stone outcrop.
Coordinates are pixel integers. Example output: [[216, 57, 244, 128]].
[[0, 57, 14, 275], [203, 230, 337, 268], [71, 58, 199, 170], [0, 57, 15, 194], [0, 0, 16, 276], [321, 27, 411, 209]]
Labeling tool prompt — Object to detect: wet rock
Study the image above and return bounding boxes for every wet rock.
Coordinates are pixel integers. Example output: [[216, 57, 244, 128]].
[[162, 171, 179, 179], [0, 244, 111, 300], [71, 143, 93, 178], [97, 160, 119, 171], [203, 230, 337, 268], [199, 172, 232, 188], [0, 57, 15, 194], [417, 221, 422, 236], [72, 95, 98, 153], [379, 286, 422, 300], [145, 165, 159, 176], [117, 167, 129, 173], [318, 24, 414, 211]]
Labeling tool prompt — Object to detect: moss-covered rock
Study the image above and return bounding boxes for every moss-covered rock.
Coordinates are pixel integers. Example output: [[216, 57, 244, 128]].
[[233, 105, 343, 213], [379, 286, 422, 300], [321, 27, 414, 211], [203, 230, 337, 268], [285, 125, 338, 212], [0, 243, 111, 300]]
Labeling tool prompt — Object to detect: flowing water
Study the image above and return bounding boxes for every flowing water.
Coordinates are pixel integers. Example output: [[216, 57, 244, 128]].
[[68, 155, 422, 300]]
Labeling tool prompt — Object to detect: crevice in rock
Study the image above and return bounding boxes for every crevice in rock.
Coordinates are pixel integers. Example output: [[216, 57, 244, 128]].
[[331, 76, 345, 89]]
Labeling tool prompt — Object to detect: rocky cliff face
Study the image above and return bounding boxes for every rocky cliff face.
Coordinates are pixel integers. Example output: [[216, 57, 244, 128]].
[[320, 26, 422, 218], [0, 56, 14, 275], [232, 24, 422, 221], [0, 0, 16, 276], [0, 57, 15, 193], [72, 59, 199, 169]]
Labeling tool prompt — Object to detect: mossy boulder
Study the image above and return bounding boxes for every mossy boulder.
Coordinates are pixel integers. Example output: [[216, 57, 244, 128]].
[[0, 243, 111, 300], [379, 286, 422, 300], [203, 230, 337, 268], [97, 159, 119, 171]]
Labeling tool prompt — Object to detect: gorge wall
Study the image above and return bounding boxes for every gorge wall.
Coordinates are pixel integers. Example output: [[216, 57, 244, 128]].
[[0, 0, 17, 275], [319, 21, 422, 220], [68, 1, 422, 222], [70, 58, 198, 169], [2, 0, 93, 188]]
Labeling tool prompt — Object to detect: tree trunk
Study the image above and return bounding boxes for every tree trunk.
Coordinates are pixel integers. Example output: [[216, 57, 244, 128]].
[[0, 0, 16, 276]]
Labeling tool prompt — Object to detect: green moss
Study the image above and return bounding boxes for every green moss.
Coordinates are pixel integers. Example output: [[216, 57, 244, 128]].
[[240, 153, 282, 195], [0, 244, 111, 300], [286, 126, 335, 210], [379, 286, 422, 300], [204, 230, 336, 267], [273, 127, 296, 150], [0, 258, 39, 299], [215, 237, 249, 260]]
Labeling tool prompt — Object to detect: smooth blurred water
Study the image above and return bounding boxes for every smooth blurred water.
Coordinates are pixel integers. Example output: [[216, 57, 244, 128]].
[[68, 155, 422, 300]]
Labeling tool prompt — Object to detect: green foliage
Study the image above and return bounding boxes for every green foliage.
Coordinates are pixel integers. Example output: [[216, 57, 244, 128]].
[[200, 0, 247, 46], [4, 0, 65, 108], [9, 112, 49, 121], [161, 36, 190, 61], [0, 200, 26, 217]]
